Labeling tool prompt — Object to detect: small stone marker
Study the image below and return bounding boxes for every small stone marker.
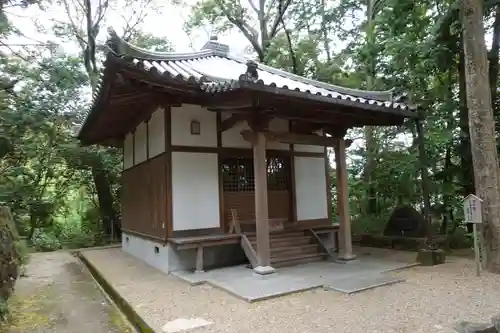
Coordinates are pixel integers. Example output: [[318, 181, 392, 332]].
[[454, 321, 497, 333], [492, 314, 500, 331], [454, 314, 500, 333], [463, 194, 484, 276], [162, 317, 213, 333]]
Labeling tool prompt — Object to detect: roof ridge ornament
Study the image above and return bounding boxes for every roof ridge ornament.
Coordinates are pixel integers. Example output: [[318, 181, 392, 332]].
[[239, 60, 259, 82], [200, 36, 229, 55], [226, 53, 395, 101], [105, 26, 216, 61], [106, 27, 123, 55]]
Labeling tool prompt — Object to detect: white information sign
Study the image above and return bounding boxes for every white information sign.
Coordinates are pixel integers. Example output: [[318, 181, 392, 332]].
[[463, 194, 484, 276], [463, 194, 483, 224]]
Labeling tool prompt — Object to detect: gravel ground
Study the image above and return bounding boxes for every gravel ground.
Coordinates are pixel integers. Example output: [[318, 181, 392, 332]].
[[83, 248, 500, 333], [3, 251, 133, 333]]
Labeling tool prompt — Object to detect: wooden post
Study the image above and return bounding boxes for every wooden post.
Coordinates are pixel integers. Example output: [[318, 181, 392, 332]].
[[253, 132, 274, 274], [334, 138, 355, 260], [195, 245, 204, 273], [473, 223, 481, 276]]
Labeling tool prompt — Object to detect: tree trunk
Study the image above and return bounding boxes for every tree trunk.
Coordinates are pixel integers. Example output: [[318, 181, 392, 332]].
[[441, 72, 455, 235], [462, 0, 500, 273], [440, 145, 452, 234], [489, 4, 500, 115], [459, 35, 475, 233], [320, 0, 331, 62], [90, 157, 120, 239], [363, 0, 378, 215], [86, 62, 120, 240]]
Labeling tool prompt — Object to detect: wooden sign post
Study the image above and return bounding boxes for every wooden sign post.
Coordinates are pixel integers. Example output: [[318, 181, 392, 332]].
[[463, 194, 484, 276]]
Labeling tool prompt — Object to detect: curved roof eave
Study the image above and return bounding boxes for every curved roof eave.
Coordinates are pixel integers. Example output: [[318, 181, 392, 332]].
[[106, 27, 395, 102], [107, 27, 224, 61]]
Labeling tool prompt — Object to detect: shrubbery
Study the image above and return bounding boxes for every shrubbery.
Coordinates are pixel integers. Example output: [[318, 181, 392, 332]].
[[0, 206, 23, 321], [30, 207, 114, 252]]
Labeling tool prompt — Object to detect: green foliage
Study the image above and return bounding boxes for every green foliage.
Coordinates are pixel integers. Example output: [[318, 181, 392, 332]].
[[0, 207, 20, 321], [127, 31, 174, 52], [31, 229, 61, 252]]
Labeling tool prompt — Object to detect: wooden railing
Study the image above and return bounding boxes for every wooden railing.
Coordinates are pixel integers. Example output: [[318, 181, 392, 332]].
[[240, 234, 258, 268], [308, 229, 337, 260]]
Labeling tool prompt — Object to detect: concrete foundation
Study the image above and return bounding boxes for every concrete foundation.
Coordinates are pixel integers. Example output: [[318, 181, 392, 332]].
[[121, 232, 246, 273]]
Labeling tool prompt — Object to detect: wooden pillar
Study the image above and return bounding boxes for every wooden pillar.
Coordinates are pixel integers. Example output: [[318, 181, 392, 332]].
[[253, 132, 274, 274], [334, 138, 356, 260]]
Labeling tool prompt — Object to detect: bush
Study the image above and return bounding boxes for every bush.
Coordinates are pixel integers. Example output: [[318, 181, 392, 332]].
[[352, 213, 391, 235], [0, 206, 20, 321], [31, 229, 61, 252], [447, 225, 473, 249]]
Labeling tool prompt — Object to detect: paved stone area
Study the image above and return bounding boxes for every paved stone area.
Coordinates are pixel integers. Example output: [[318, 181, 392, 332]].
[[325, 273, 404, 294], [171, 246, 416, 301], [82, 247, 500, 333], [2, 251, 132, 333]]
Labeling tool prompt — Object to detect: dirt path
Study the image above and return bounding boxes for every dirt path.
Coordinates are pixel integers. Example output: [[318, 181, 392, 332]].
[[3, 251, 132, 333]]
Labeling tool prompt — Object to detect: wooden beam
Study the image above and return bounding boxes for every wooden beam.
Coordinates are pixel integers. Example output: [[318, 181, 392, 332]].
[[220, 114, 248, 132], [290, 121, 325, 134], [202, 101, 254, 110], [241, 130, 341, 147]]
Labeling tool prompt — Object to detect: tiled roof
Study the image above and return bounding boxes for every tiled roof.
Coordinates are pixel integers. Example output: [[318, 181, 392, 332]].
[[105, 28, 414, 112]]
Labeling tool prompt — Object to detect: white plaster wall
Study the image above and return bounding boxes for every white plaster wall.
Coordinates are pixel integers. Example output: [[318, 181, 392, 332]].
[[148, 107, 165, 158], [294, 156, 328, 220], [171, 152, 220, 231], [123, 132, 134, 170], [221, 113, 251, 148], [267, 118, 290, 150], [122, 232, 170, 274], [134, 122, 148, 164], [171, 104, 217, 147], [294, 129, 325, 153], [221, 115, 291, 150]]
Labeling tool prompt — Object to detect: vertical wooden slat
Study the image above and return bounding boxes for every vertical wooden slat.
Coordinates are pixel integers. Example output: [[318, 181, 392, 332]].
[[146, 120, 150, 160], [132, 129, 136, 166], [216, 111, 224, 231], [289, 154, 297, 222], [288, 120, 296, 223], [253, 132, 270, 267], [165, 105, 173, 240], [146, 120, 154, 234], [325, 144, 333, 225]]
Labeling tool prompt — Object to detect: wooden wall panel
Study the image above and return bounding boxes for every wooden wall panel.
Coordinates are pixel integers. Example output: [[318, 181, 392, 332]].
[[268, 191, 290, 220], [121, 154, 167, 239]]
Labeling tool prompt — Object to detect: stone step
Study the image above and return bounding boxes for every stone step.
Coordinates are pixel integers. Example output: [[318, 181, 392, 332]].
[[245, 230, 306, 240], [250, 236, 313, 248], [271, 253, 325, 268], [270, 244, 321, 257]]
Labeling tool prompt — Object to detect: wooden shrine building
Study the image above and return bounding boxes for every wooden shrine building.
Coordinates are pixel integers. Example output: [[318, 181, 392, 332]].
[[77, 28, 417, 275]]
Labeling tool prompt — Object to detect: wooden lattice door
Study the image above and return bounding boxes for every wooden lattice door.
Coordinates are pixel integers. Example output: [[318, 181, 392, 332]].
[[221, 156, 291, 227]]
